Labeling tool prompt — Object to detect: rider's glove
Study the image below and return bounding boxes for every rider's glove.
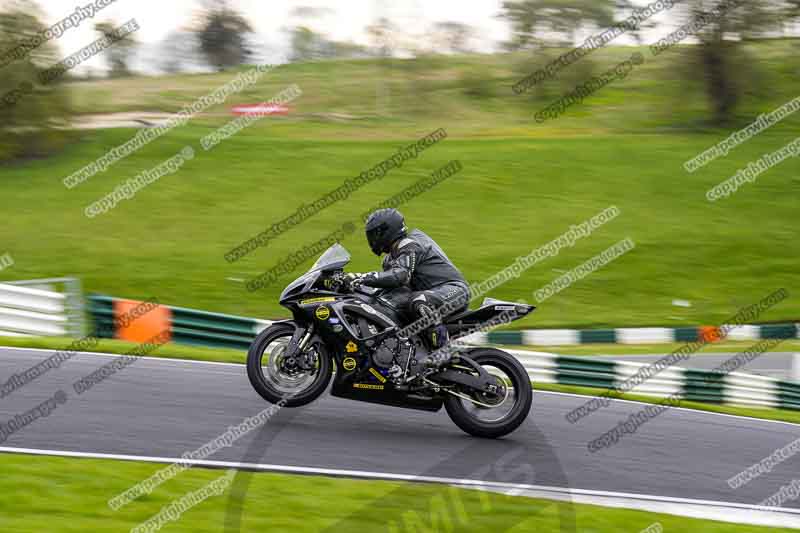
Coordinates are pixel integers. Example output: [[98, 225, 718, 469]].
[[343, 273, 364, 291], [345, 272, 378, 291]]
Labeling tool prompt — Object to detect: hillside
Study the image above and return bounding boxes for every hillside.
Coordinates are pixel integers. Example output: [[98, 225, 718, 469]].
[[2, 44, 798, 328]]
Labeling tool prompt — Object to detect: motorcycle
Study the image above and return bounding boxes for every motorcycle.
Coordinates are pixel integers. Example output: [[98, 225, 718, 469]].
[[246, 243, 535, 438]]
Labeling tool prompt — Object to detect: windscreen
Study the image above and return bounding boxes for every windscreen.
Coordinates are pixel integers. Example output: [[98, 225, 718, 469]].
[[308, 243, 350, 273]]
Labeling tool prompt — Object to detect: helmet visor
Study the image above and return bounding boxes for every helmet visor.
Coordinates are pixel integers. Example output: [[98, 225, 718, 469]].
[[366, 224, 388, 255]]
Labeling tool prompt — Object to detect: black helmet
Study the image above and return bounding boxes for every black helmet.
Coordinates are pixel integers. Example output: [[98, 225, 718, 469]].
[[365, 208, 407, 255]]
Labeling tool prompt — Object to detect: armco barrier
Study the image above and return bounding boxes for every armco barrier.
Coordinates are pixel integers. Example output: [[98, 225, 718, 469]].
[[0, 282, 74, 337], [471, 323, 800, 346], [3, 277, 85, 337], [507, 349, 800, 410], [89, 294, 271, 350]]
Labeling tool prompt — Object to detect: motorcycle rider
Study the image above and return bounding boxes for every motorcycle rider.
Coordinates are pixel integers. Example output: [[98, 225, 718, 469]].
[[345, 208, 470, 368]]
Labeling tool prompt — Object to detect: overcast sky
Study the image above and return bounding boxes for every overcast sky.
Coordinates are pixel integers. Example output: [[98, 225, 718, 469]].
[[29, 0, 681, 73]]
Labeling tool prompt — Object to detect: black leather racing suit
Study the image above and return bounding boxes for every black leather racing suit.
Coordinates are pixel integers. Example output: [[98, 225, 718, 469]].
[[358, 229, 470, 339]]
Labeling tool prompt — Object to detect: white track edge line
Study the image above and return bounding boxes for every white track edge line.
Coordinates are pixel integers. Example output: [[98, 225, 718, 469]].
[[1, 445, 798, 517]]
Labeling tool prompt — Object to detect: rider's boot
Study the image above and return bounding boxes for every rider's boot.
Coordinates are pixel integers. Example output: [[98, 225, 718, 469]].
[[422, 324, 452, 369]]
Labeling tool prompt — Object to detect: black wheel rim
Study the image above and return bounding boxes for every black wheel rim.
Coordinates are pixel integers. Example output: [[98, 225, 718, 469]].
[[259, 333, 321, 395]]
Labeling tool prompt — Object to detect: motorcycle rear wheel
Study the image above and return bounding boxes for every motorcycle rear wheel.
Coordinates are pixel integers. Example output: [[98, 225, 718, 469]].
[[443, 348, 532, 438]]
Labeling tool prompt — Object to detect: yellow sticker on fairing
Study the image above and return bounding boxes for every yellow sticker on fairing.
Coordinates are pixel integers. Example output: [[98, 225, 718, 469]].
[[342, 357, 357, 371], [369, 367, 387, 383], [301, 297, 336, 305], [353, 383, 384, 390], [315, 306, 331, 320]]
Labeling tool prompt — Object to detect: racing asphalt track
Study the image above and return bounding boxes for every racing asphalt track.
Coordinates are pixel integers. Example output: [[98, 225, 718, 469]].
[[1, 347, 799, 528]]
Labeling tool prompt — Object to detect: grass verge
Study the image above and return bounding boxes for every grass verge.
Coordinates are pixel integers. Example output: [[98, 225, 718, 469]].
[[0, 335, 246, 364], [0, 453, 794, 532], [2, 46, 799, 329]]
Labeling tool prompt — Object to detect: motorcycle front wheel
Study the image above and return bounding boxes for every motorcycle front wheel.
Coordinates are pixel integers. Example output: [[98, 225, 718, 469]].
[[246, 322, 332, 407]]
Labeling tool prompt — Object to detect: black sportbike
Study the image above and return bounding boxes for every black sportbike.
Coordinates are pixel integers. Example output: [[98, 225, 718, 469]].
[[246, 244, 535, 438]]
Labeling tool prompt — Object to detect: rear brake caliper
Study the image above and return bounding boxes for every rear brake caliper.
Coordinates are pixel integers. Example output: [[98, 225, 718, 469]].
[[480, 377, 506, 404]]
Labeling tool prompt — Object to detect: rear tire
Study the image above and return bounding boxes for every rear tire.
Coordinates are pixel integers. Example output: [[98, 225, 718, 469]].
[[444, 348, 532, 438], [246, 322, 332, 407]]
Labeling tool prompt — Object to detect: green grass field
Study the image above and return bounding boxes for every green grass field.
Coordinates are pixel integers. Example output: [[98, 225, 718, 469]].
[[2, 44, 798, 330], [0, 453, 794, 533]]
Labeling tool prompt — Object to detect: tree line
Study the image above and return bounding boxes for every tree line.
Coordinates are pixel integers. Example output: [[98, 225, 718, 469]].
[[1, 0, 799, 162]]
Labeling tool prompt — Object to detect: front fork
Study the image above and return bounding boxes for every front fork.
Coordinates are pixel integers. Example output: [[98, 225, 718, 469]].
[[283, 324, 316, 372]]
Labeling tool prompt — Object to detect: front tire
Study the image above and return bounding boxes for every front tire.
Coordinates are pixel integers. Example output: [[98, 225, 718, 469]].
[[444, 348, 532, 438], [246, 322, 332, 407]]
